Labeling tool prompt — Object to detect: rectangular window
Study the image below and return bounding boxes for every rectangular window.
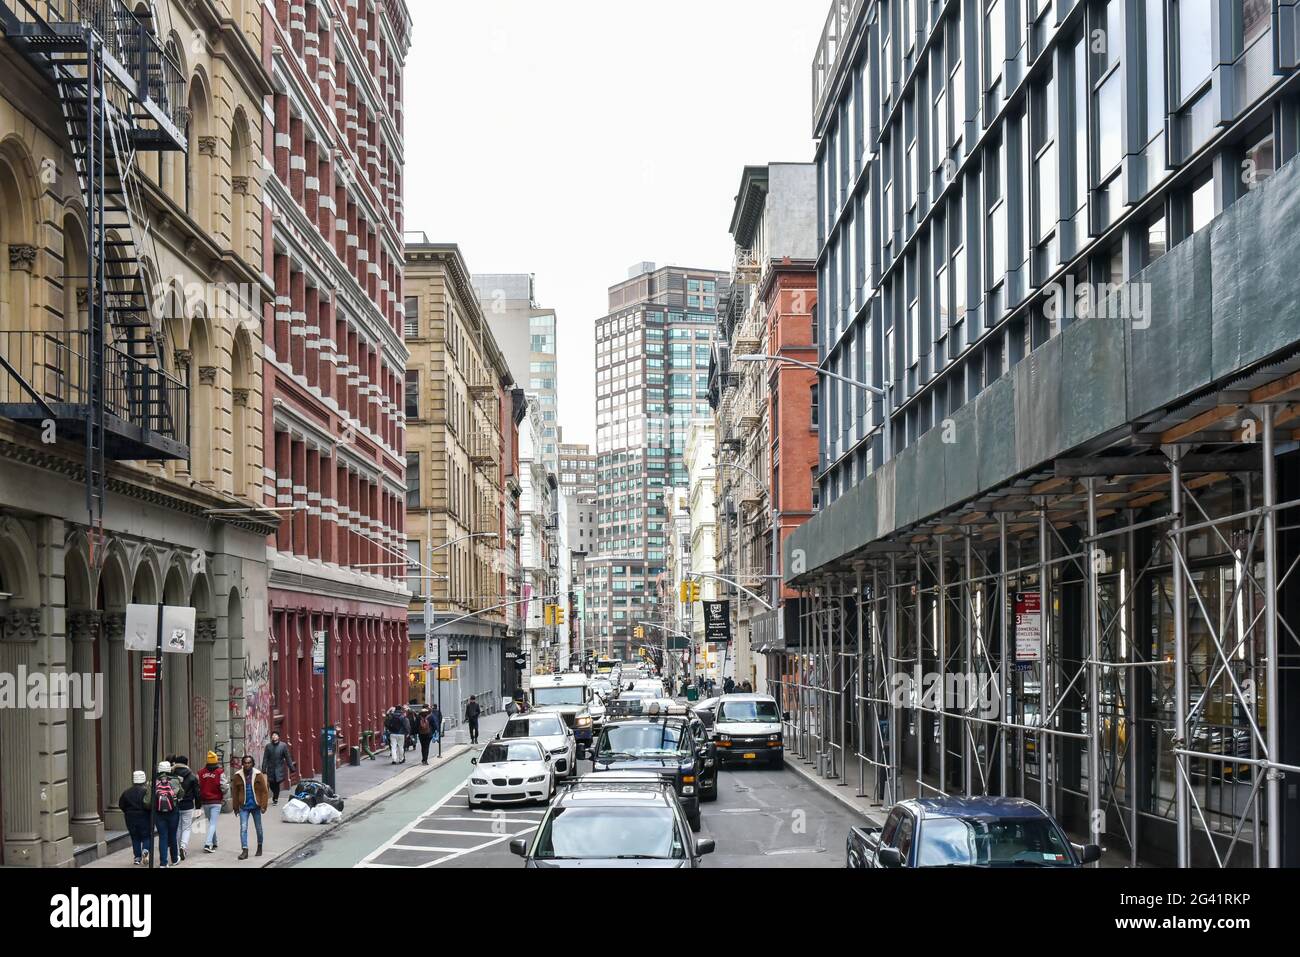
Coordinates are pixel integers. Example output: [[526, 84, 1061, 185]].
[[1177, 0, 1213, 101], [1145, 0, 1166, 140], [406, 452, 420, 508], [404, 296, 419, 338], [1095, 69, 1123, 176], [987, 0, 1006, 90], [404, 370, 419, 419], [1243, 0, 1270, 45]]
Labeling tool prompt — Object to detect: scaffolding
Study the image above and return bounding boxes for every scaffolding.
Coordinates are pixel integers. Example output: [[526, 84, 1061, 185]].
[[773, 391, 1300, 867]]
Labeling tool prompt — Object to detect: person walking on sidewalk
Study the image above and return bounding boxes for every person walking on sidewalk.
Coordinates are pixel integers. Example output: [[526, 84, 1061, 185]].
[[170, 755, 200, 861], [261, 732, 296, 806], [385, 705, 408, 763], [152, 761, 181, 867], [198, 751, 227, 853], [416, 706, 436, 764], [465, 695, 481, 744], [119, 770, 152, 865], [406, 701, 421, 755], [232, 755, 269, 860]]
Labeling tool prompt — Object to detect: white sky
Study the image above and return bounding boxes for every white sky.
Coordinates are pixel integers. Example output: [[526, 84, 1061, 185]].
[[404, 0, 826, 446]]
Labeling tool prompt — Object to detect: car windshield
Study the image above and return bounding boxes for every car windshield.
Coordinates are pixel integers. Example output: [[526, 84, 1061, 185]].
[[716, 700, 780, 723], [533, 806, 685, 860], [599, 723, 683, 757], [480, 743, 543, 764], [503, 717, 564, 738], [532, 687, 585, 706], [917, 817, 1075, 867]]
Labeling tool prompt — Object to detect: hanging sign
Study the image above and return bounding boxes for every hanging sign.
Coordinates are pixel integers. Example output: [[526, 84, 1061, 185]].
[[1015, 592, 1042, 664]]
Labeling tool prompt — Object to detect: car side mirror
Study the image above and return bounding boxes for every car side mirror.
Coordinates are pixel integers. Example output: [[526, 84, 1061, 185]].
[[783, 711, 791, 721], [877, 846, 904, 868], [470, 757, 477, 764], [697, 746, 709, 757], [544, 753, 552, 762], [1078, 843, 1102, 865], [509, 838, 528, 857], [695, 837, 715, 856]]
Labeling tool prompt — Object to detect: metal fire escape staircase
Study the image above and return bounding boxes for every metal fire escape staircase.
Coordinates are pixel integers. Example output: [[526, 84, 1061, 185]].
[[0, 0, 189, 544]]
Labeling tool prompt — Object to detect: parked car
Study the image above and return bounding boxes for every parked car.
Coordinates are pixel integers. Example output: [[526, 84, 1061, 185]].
[[500, 712, 577, 777], [846, 797, 1101, 868], [692, 696, 722, 732], [509, 776, 715, 867], [712, 694, 788, 768], [589, 712, 717, 830], [467, 740, 555, 807]]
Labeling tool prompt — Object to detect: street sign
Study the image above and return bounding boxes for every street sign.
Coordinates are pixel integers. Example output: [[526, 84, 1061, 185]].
[[448, 649, 468, 662], [141, 657, 159, 681], [312, 630, 326, 675], [703, 600, 732, 642], [1015, 592, 1042, 663], [124, 604, 197, 654], [423, 663, 434, 672]]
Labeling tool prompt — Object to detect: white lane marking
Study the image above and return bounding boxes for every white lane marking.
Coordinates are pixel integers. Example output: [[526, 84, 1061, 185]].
[[431, 815, 542, 825], [411, 827, 506, 837], [388, 844, 467, 853], [417, 826, 538, 868], [356, 770, 473, 868]]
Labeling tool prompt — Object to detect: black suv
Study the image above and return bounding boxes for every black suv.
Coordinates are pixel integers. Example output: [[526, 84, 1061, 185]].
[[588, 712, 718, 831]]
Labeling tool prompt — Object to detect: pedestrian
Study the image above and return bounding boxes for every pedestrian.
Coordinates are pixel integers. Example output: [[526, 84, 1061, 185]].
[[152, 760, 181, 867], [429, 702, 443, 744], [406, 700, 421, 754], [385, 704, 408, 763], [465, 694, 481, 744], [170, 754, 200, 861], [416, 706, 436, 764], [261, 731, 296, 805], [724, 676, 735, 695], [231, 754, 269, 860], [118, 770, 152, 865], [197, 750, 227, 853]]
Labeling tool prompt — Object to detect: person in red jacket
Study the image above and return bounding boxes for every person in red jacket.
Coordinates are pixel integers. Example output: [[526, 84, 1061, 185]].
[[197, 751, 228, 853]]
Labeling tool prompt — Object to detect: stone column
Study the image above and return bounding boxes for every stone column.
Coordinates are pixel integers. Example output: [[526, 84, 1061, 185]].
[[0, 608, 41, 865], [67, 610, 104, 847], [191, 618, 217, 766], [102, 611, 129, 831]]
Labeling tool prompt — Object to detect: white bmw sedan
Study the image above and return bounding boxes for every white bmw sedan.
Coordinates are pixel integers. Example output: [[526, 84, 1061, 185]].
[[468, 739, 555, 807]]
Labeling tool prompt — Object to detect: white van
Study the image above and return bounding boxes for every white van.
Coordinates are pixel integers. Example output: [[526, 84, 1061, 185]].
[[712, 694, 788, 768]]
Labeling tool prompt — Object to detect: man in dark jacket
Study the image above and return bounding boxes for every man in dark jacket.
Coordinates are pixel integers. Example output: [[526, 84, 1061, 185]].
[[261, 732, 296, 805], [170, 755, 200, 860], [406, 700, 421, 754], [465, 695, 481, 744], [385, 706, 408, 763], [118, 770, 151, 865]]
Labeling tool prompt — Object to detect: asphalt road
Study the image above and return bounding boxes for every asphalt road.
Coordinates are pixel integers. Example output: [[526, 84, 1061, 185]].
[[283, 747, 865, 868]]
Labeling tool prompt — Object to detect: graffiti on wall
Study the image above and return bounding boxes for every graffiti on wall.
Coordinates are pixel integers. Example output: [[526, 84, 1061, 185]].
[[191, 693, 209, 762], [241, 650, 271, 754]]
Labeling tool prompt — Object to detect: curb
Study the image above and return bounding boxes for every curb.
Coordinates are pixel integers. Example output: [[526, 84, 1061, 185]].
[[783, 754, 886, 826], [263, 744, 471, 867]]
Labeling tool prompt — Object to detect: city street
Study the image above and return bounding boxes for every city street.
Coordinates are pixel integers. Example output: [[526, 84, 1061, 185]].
[[281, 746, 862, 868]]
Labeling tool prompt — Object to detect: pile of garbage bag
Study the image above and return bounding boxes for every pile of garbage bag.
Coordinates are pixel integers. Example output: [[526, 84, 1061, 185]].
[[281, 778, 345, 824]]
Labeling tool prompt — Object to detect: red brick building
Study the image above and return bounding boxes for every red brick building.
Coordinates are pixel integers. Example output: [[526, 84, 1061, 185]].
[[261, 0, 414, 777]]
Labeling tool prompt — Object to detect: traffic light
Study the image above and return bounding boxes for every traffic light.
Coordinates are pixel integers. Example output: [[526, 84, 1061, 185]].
[[681, 580, 701, 603], [679, 581, 689, 603], [634, 626, 645, 640], [689, 580, 701, 603], [543, 604, 553, 626], [555, 606, 566, 626]]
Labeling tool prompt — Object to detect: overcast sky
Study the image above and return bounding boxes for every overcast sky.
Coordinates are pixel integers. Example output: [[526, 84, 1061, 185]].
[[404, 1, 826, 446]]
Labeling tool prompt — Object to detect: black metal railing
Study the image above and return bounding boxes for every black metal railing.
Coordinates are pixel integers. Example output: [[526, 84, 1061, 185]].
[[0, 329, 187, 444], [3, 0, 186, 131]]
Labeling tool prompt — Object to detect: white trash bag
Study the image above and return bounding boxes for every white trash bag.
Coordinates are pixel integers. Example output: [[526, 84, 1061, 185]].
[[308, 802, 342, 825], [281, 798, 311, 824]]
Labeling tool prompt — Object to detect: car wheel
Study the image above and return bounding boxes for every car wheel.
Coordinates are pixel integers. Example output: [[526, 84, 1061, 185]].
[[701, 775, 718, 802], [769, 752, 784, 770]]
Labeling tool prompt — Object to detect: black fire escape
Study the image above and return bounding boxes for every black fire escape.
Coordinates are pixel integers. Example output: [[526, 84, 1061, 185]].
[[0, 0, 189, 537]]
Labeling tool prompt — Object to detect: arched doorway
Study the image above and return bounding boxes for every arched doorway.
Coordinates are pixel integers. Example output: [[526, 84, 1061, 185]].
[[64, 541, 103, 845], [96, 546, 131, 830], [0, 519, 41, 864]]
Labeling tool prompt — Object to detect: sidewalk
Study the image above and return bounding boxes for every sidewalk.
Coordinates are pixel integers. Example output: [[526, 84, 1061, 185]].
[[85, 711, 508, 869]]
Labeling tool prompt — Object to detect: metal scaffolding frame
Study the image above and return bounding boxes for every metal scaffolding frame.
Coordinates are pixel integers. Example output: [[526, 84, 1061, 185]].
[[771, 400, 1300, 867]]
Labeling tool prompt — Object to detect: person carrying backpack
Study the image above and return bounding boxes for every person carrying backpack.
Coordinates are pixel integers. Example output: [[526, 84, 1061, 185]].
[[416, 706, 436, 764], [152, 761, 181, 867], [385, 705, 408, 764]]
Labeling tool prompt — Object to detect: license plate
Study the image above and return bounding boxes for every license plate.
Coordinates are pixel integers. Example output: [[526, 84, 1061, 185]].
[[743, 752, 757, 760]]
